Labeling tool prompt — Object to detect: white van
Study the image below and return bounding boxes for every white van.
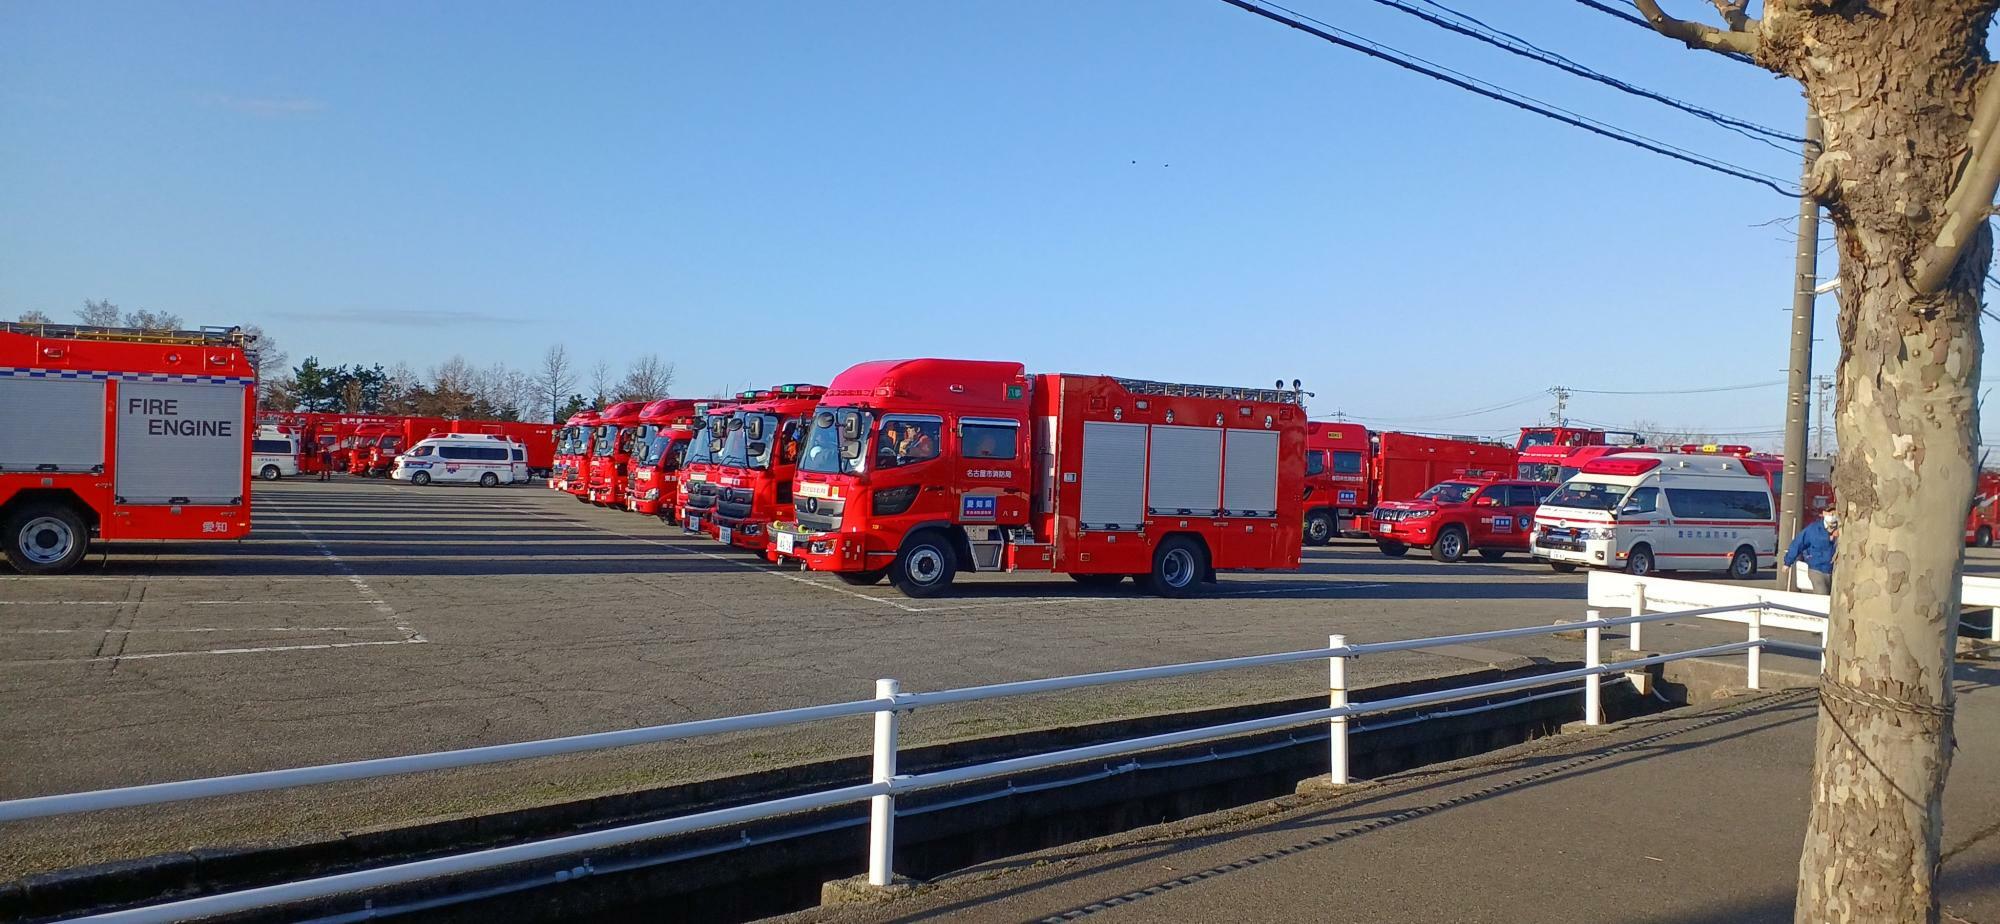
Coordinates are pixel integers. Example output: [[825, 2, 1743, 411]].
[[1532, 451, 1776, 578], [250, 426, 300, 481], [390, 434, 529, 487]]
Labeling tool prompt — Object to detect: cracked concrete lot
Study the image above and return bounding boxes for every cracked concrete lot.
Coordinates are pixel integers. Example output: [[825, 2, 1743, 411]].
[[4, 478, 1979, 878]]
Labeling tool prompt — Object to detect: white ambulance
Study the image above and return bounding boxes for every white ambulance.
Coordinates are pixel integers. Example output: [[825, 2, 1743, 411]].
[[250, 426, 300, 481], [390, 434, 528, 487], [1531, 451, 1777, 578]]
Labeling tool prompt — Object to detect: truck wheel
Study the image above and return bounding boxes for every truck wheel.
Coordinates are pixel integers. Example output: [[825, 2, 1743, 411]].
[[891, 531, 957, 598], [412, 471, 432, 486], [1303, 510, 1335, 546], [1431, 526, 1468, 563], [1550, 561, 1579, 574], [1070, 574, 1126, 587], [260, 465, 282, 481], [836, 569, 888, 586], [1144, 536, 1207, 598], [1727, 546, 1759, 580], [1979, 527, 1993, 549], [4, 501, 90, 575], [1377, 540, 1408, 557], [1625, 544, 1656, 576], [1478, 549, 1507, 562], [480, 472, 500, 488]]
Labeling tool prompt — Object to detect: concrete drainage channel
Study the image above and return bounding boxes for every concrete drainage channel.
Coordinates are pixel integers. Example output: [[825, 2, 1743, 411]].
[[10, 659, 1772, 924]]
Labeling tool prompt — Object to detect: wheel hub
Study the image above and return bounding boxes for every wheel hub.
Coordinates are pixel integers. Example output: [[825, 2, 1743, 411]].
[[20, 517, 76, 565], [908, 548, 943, 583], [1162, 549, 1194, 587]]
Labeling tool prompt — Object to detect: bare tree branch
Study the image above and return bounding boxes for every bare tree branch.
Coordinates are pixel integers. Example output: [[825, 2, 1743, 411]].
[[1711, 0, 1754, 32], [1633, 0, 1760, 56], [1914, 72, 2000, 294]]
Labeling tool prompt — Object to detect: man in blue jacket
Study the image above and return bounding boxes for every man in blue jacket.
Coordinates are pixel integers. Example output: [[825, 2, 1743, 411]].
[[1785, 510, 1839, 594]]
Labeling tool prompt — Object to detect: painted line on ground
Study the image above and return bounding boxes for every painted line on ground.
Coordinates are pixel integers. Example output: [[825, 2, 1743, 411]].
[[275, 511, 426, 642], [5, 626, 396, 635], [4, 638, 425, 666]]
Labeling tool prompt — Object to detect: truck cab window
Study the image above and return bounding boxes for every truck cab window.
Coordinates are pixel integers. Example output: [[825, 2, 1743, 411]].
[[1621, 487, 1659, 515], [1305, 451, 1325, 476], [961, 421, 1017, 460], [877, 417, 941, 470], [1332, 451, 1364, 475]]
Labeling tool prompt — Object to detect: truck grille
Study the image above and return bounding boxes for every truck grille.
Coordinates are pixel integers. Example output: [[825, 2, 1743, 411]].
[[685, 481, 720, 513], [717, 487, 755, 522], [794, 494, 844, 532]]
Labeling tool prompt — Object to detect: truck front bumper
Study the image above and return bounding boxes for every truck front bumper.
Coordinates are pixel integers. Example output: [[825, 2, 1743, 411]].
[[1532, 538, 1615, 567], [1372, 519, 1438, 547], [768, 524, 882, 573]]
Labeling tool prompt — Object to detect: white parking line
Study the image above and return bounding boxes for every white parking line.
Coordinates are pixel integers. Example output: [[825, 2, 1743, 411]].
[[0, 600, 390, 606], [5, 626, 390, 634], [1214, 582, 1392, 597], [4, 638, 423, 666], [276, 512, 425, 643]]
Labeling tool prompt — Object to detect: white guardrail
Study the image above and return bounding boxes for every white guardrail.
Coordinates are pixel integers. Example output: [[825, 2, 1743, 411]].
[[1587, 571, 2000, 648], [2, 597, 1829, 924]]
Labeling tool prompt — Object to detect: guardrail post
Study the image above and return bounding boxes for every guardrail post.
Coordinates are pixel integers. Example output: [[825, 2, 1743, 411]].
[[1584, 612, 1603, 726], [868, 678, 900, 887], [1328, 634, 1350, 785], [1746, 609, 1763, 691], [1628, 583, 1646, 652]]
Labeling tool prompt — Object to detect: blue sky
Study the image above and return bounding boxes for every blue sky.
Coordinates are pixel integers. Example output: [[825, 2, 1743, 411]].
[[0, 1, 1947, 443]]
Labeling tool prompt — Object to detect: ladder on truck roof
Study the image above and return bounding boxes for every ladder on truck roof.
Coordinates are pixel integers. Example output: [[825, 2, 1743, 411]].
[[0, 321, 248, 348], [1109, 377, 1303, 405]]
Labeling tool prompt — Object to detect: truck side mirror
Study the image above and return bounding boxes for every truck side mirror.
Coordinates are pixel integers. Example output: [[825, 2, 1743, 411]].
[[840, 415, 862, 440]]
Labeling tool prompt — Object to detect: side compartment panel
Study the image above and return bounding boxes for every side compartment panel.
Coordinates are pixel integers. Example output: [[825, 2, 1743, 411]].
[[0, 378, 105, 473], [1145, 424, 1221, 516], [1222, 428, 1280, 517], [1078, 421, 1147, 530], [115, 382, 248, 505]]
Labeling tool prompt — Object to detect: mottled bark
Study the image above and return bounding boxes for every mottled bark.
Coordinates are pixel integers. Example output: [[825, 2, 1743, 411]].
[[1642, 2, 1995, 922]]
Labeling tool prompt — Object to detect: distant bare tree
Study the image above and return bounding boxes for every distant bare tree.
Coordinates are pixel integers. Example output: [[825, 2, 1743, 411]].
[[536, 344, 577, 422], [241, 325, 287, 405], [123, 308, 184, 332], [589, 359, 613, 407], [77, 299, 121, 327], [1629, 420, 1719, 449], [616, 353, 675, 402], [15, 310, 53, 324]]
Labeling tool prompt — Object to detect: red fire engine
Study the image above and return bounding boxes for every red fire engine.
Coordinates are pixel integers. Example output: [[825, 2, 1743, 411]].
[[677, 403, 739, 533], [355, 417, 449, 476], [1301, 421, 1370, 545], [710, 384, 827, 553], [623, 399, 715, 517], [552, 410, 599, 493], [584, 401, 646, 507], [1, 323, 255, 574], [770, 360, 1305, 598], [1967, 470, 2000, 547], [1515, 427, 1645, 482], [1515, 425, 1645, 452]]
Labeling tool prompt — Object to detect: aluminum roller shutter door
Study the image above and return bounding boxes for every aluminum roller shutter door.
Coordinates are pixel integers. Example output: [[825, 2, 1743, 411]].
[[1145, 424, 1221, 515], [1078, 421, 1146, 530], [1222, 428, 1280, 517], [114, 382, 246, 505], [0, 378, 105, 473]]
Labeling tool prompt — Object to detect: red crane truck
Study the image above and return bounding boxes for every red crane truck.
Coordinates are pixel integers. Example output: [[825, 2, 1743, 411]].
[[711, 384, 827, 553], [584, 401, 646, 507], [624, 398, 717, 518], [552, 410, 599, 493], [1, 322, 255, 574], [1300, 421, 1370, 545], [769, 359, 1305, 598], [678, 403, 740, 534]]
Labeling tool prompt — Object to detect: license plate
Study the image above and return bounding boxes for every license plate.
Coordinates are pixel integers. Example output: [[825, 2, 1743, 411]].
[[685, 515, 702, 533], [718, 527, 733, 546], [1379, 524, 1392, 534], [775, 532, 795, 554]]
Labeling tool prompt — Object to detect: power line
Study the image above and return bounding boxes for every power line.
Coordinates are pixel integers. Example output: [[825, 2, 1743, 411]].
[[1566, 0, 1760, 68], [1341, 390, 1549, 423], [1360, 0, 1801, 151], [1570, 379, 1784, 395], [1217, 0, 1799, 196]]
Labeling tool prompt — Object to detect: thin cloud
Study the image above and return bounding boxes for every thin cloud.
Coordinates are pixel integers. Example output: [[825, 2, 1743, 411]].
[[200, 94, 325, 117], [271, 308, 536, 327]]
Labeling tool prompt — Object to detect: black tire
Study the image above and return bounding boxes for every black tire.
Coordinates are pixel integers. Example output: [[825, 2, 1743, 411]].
[[575, 493, 590, 503], [260, 465, 282, 481], [1550, 561, 1579, 574], [836, 569, 888, 586], [1303, 510, 1336, 546], [1625, 544, 1656, 576], [1070, 574, 1127, 587], [411, 471, 431, 486], [890, 530, 957, 598], [3, 501, 90, 575], [480, 472, 499, 488], [1377, 540, 1409, 557], [1727, 546, 1758, 580], [1143, 536, 1207, 598], [1431, 526, 1468, 563], [1478, 549, 1507, 562], [1979, 527, 1993, 549]]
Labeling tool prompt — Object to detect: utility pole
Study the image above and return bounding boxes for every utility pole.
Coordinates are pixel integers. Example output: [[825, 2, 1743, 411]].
[[1813, 375, 1834, 458], [1776, 110, 1823, 590], [1548, 386, 1571, 426]]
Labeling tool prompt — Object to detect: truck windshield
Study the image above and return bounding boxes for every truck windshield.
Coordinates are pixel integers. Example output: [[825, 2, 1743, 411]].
[[719, 414, 751, 467], [382, 437, 403, 452], [594, 424, 618, 457], [799, 408, 870, 476], [638, 433, 685, 466], [1518, 431, 1555, 450], [1417, 482, 1480, 504], [1544, 480, 1630, 511], [742, 413, 782, 470], [684, 429, 716, 465]]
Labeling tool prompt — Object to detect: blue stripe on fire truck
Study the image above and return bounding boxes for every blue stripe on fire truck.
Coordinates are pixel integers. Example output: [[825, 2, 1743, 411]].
[[0, 368, 256, 386]]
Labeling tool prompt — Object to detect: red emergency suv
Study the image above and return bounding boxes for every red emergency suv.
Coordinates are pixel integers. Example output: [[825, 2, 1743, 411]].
[[1370, 478, 1556, 563]]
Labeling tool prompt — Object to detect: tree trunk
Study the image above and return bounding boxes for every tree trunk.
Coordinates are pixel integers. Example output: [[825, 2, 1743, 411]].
[[1766, 5, 1990, 921]]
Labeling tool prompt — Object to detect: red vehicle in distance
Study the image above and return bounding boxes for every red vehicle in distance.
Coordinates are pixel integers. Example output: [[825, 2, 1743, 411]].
[[678, 402, 740, 535], [585, 402, 646, 507], [625, 398, 718, 518], [1370, 478, 1558, 562], [552, 410, 599, 494], [1301, 421, 1370, 545], [712, 384, 827, 554]]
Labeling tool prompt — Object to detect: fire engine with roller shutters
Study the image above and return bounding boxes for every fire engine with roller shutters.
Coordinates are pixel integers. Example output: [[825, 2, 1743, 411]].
[[769, 359, 1305, 597], [0, 322, 255, 574]]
